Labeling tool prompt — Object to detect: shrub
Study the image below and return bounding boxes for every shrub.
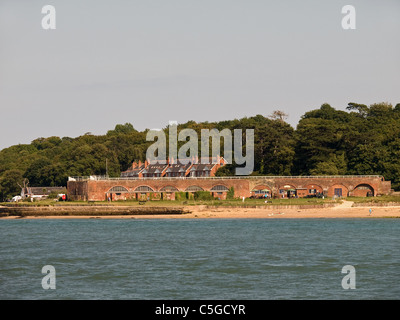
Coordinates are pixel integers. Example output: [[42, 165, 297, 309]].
[[194, 191, 213, 201], [227, 187, 235, 199], [175, 192, 188, 201]]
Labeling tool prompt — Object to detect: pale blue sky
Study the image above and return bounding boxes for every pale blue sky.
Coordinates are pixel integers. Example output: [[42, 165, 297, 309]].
[[1, 0, 399, 150]]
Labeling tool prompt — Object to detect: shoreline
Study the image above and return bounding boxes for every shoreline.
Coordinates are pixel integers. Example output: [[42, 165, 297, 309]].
[[1, 202, 400, 219]]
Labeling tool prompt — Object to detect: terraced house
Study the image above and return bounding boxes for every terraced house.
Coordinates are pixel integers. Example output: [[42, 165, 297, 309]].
[[120, 156, 227, 179]]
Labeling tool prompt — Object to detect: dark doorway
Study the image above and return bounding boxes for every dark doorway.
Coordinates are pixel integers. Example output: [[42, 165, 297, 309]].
[[334, 188, 342, 197]]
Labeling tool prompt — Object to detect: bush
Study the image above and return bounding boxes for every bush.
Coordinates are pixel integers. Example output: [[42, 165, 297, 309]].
[[194, 191, 213, 201], [175, 192, 188, 201], [186, 192, 194, 200], [48, 191, 59, 199], [227, 187, 234, 199]]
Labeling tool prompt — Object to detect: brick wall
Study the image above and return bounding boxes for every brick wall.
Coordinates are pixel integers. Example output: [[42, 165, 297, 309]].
[[67, 176, 390, 201]]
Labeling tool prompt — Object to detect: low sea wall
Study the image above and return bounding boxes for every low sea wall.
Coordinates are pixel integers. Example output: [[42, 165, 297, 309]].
[[0, 203, 342, 217], [0, 205, 189, 217]]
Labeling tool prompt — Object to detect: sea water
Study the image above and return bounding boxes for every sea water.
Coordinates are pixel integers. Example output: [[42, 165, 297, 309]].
[[0, 218, 399, 300]]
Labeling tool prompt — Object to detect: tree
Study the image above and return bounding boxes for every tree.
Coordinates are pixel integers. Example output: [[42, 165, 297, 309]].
[[107, 123, 136, 136], [268, 110, 288, 123], [24, 158, 52, 186], [346, 102, 369, 118], [255, 118, 295, 175], [0, 169, 24, 201], [293, 104, 352, 175]]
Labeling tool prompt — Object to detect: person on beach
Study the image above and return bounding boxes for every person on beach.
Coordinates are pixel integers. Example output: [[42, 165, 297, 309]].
[[369, 208, 372, 216]]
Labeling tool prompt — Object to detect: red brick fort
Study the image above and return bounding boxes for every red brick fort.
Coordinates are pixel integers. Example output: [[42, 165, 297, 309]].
[[67, 157, 391, 201], [67, 175, 391, 201]]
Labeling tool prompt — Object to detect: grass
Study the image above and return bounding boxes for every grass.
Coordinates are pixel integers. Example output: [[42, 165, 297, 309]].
[[1, 197, 341, 207], [347, 195, 400, 203]]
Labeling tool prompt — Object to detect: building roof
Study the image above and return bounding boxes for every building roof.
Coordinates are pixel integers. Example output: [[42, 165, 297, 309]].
[[120, 156, 226, 177], [121, 163, 146, 177], [23, 187, 66, 196], [166, 162, 192, 173], [142, 163, 168, 174], [190, 163, 215, 171]]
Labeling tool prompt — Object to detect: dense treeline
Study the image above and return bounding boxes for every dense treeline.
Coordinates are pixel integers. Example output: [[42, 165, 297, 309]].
[[1, 102, 399, 200]]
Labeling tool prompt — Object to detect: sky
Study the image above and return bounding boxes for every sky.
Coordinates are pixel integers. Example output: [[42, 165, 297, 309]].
[[0, 0, 399, 150]]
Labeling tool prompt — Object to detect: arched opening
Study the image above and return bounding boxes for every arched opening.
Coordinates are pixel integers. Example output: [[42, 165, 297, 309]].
[[251, 185, 272, 199], [352, 184, 374, 197], [278, 184, 297, 198], [106, 186, 130, 201], [210, 185, 229, 200], [159, 186, 179, 200], [133, 185, 154, 201]]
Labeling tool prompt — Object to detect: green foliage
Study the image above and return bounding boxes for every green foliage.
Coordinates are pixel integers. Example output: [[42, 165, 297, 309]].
[[175, 192, 188, 201], [227, 187, 235, 199], [48, 188, 67, 199], [0, 169, 24, 201], [215, 163, 236, 176], [194, 191, 213, 200]]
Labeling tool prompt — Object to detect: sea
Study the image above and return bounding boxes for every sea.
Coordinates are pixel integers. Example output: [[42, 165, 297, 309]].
[[0, 218, 399, 300]]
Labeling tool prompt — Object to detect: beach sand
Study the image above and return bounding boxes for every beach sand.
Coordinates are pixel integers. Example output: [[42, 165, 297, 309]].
[[1, 202, 400, 219]]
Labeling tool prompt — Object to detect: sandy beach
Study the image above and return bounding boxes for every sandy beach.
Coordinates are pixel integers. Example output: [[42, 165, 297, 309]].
[[1, 201, 400, 219]]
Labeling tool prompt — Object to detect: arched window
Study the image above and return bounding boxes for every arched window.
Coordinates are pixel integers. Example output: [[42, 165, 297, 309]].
[[251, 185, 271, 195], [210, 185, 229, 192], [185, 185, 204, 192], [134, 186, 154, 192], [108, 186, 129, 193], [160, 186, 179, 192]]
